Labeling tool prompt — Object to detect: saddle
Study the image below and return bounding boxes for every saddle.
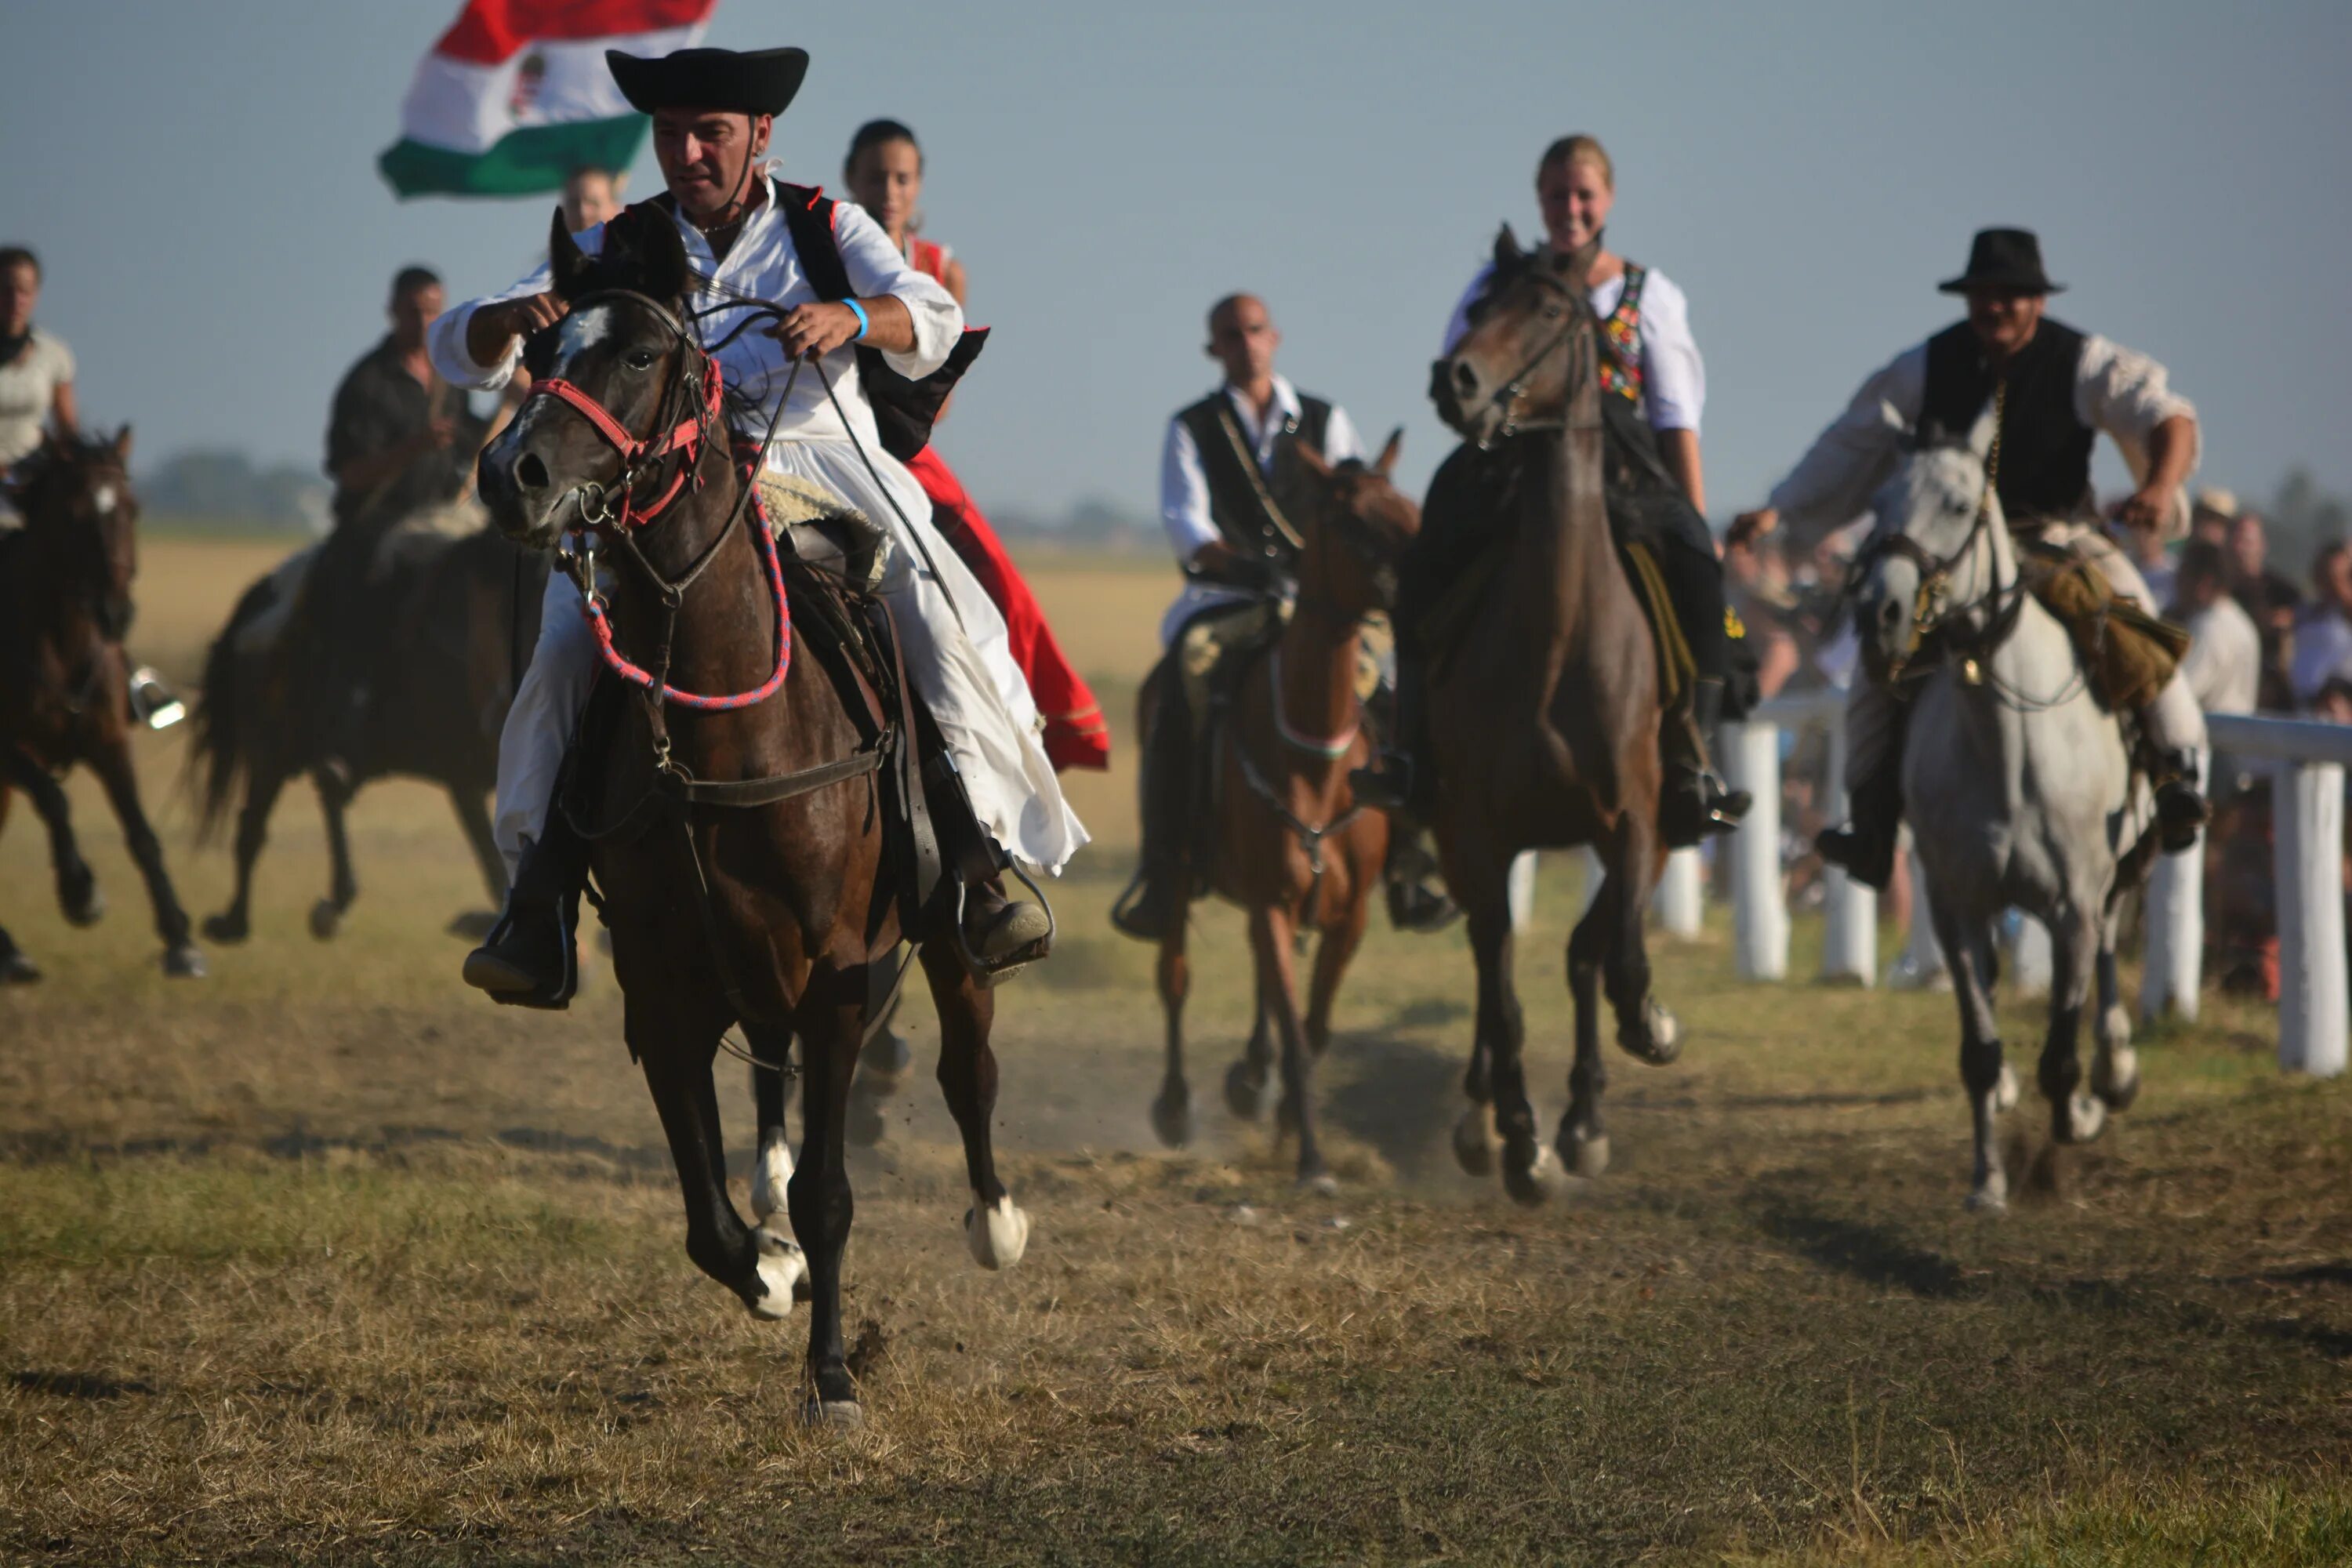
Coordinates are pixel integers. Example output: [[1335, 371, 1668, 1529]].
[[2017, 542, 2191, 711]]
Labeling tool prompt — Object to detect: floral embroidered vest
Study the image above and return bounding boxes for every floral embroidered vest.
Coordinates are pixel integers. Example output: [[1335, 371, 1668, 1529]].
[[1596, 263, 1648, 407]]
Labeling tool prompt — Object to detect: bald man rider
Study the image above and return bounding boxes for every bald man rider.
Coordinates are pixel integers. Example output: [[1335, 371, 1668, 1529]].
[[1112, 294, 1451, 940], [1732, 228, 2209, 888], [436, 45, 1081, 1004]]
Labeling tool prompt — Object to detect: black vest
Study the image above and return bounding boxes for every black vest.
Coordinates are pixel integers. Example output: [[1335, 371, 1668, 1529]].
[[1176, 390, 1333, 576], [1921, 318, 2096, 524]]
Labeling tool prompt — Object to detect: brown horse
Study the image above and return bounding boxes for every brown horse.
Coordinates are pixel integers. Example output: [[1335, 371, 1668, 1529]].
[[0, 428, 204, 980], [1147, 436, 1417, 1189], [190, 514, 545, 943], [1422, 230, 1679, 1202], [474, 206, 1025, 1428]]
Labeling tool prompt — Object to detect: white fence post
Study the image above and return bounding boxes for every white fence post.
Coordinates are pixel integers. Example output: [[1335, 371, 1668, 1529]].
[[1818, 702, 1876, 985], [1654, 848, 1704, 938], [2140, 747, 2208, 1021], [1726, 720, 1787, 980], [1508, 850, 1541, 931], [2274, 757, 2348, 1076], [2009, 914, 2053, 998]]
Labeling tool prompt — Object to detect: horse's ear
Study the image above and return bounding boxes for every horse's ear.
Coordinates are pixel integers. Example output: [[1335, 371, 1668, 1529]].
[[550, 208, 594, 299], [111, 425, 133, 465], [1295, 441, 1332, 481], [1493, 224, 1524, 271], [1374, 427, 1403, 477], [634, 209, 691, 305]]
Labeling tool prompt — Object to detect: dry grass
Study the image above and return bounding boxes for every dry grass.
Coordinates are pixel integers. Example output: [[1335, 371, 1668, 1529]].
[[1, 538, 2349, 1564]]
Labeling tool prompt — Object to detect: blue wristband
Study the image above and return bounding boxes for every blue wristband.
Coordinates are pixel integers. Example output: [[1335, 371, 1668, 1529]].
[[844, 298, 870, 341]]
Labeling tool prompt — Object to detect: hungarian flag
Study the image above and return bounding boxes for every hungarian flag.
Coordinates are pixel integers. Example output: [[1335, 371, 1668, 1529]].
[[379, 0, 716, 198]]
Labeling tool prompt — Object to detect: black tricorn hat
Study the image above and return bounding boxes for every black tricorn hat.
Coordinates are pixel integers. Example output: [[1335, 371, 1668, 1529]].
[[605, 46, 809, 117], [1938, 227, 2065, 295]]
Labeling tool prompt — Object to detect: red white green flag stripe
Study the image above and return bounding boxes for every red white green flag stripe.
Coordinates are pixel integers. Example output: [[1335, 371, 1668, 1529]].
[[379, 0, 716, 199]]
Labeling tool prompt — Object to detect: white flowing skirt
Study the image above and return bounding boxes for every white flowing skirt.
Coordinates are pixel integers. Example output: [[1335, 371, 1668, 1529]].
[[492, 435, 1087, 879]]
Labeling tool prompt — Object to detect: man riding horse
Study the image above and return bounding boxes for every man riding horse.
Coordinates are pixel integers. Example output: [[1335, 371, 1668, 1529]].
[[1112, 293, 1450, 939], [1732, 228, 2209, 887], [440, 45, 1079, 1004], [1354, 134, 1751, 849]]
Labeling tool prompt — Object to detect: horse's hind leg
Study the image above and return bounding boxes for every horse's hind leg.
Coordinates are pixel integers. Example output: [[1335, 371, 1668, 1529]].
[[633, 995, 804, 1320], [1461, 859, 1552, 1203], [0, 787, 33, 982], [201, 760, 287, 944], [1152, 899, 1196, 1147], [308, 768, 358, 940], [1558, 869, 1617, 1179], [1225, 982, 1278, 1123], [919, 941, 1029, 1269], [2041, 906, 2107, 1145], [1928, 895, 2011, 1212], [2090, 920, 2140, 1111], [746, 1029, 797, 1223], [5, 750, 101, 927], [1601, 819, 1678, 1067], [85, 734, 203, 977]]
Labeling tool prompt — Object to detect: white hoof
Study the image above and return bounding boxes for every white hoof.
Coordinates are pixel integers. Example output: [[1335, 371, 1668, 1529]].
[[1564, 1129, 1610, 1181], [2099, 1004, 2133, 1054], [1965, 1179, 2009, 1214], [2093, 1047, 2141, 1110], [1504, 1142, 1563, 1207], [748, 1225, 804, 1319], [965, 1194, 1029, 1271], [1993, 1062, 2020, 1113], [804, 1397, 866, 1431], [2060, 1093, 2108, 1145], [1298, 1171, 1340, 1196], [750, 1134, 794, 1221]]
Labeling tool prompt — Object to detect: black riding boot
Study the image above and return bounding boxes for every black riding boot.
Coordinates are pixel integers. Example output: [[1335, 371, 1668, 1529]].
[[1658, 677, 1752, 849], [1816, 712, 1907, 892], [1349, 644, 1432, 818], [1382, 826, 1460, 932], [919, 732, 1053, 981], [463, 801, 590, 1009], [2154, 748, 2211, 853], [1111, 673, 1194, 942]]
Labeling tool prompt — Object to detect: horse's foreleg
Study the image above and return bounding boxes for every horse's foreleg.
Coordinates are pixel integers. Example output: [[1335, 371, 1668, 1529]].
[[1250, 904, 1331, 1191], [1602, 818, 1677, 1067], [1224, 984, 1278, 1123], [85, 736, 201, 976], [309, 768, 357, 940], [1152, 898, 1196, 1147], [633, 999, 802, 1320], [1929, 895, 2012, 1212], [789, 971, 864, 1426], [2090, 920, 2140, 1111], [920, 942, 1029, 1269], [201, 761, 287, 944], [5, 750, 100, 927], [2041, 907, 2107, 1145], [1559, 870, 1616, 1181], [1464, 873, 1552, 1204], [745, 1028, 796, 1223]]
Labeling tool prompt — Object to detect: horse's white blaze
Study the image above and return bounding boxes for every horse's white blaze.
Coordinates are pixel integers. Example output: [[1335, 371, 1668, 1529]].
[[750, 1131, 794, 1221], [748, 1225, 804, 1319], [554, 303, 615, 368], [966, 1194, 1029, 1271], [91, 484, 117, 515]]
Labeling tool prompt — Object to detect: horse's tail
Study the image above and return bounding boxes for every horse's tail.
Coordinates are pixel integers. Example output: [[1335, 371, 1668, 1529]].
[[187, 568, 283, 840]]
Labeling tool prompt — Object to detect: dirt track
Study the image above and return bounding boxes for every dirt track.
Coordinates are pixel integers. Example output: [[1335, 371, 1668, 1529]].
[[3, 538, 2350, 1565]]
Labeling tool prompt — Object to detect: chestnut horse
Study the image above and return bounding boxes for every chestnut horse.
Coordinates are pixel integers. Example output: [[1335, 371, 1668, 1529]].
[[0, 429, 204, 982], [1423, 231, 1679, 1203], [1147, 437, 1419, 1189], [475, 207, 1025, 1428]]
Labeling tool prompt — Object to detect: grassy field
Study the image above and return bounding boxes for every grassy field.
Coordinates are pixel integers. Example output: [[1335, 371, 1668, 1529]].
[[2, 538, 2350, 1565]]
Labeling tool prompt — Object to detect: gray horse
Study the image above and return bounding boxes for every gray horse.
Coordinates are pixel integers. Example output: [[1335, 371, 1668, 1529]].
[[1855, 423, 2158, 1211]]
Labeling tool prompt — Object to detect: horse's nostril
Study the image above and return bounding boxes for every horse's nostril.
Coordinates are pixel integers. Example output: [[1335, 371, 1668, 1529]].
[[1880, 598, 1903, 625], [1451, 360, 1479, 396], [513, 452, 550, 492]]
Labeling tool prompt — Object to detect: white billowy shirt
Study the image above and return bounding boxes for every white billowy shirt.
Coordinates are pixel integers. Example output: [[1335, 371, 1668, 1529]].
[[1156, 373, 1363, 646], [430, 177, 962, 452], [0, 328, 74, 467], [2178, 593, 2260, 716], [1766, 328, 2198, 544], [1442, 260, 1706, 435]]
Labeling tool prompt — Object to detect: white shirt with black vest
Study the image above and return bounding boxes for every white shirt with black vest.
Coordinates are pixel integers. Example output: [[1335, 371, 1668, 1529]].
[[1156, 373, 1363, 647]]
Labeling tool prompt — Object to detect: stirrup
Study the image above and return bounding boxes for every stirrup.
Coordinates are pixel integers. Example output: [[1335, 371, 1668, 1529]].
[[948, 864, 1055, 989], [1817, 822, 1896, 892], [1109, 867, 1182, 942], [462, 897, 578, 1010], [1661, 771, 1750, 850]]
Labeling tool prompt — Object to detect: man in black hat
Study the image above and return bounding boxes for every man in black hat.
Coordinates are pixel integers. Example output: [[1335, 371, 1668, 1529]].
[[1730, 228, 2208, 887], [430, 45, 1077, 1007]]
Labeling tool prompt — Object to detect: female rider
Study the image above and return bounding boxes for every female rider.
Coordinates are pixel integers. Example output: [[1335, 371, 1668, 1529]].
[[840, 120, 1109, 773]]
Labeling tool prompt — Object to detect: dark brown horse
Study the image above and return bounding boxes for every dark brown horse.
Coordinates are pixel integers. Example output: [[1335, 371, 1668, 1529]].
[[474, 206, 1025, 1427], [1423, 230, 1679, 1202], [0, 429, 203, 981], [1147, 437, 1417, 1188], [190, 514, 544, 942]]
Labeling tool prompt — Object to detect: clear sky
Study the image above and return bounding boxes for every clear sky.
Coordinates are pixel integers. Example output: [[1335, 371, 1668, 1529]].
[[5, 1, 2347, 521]]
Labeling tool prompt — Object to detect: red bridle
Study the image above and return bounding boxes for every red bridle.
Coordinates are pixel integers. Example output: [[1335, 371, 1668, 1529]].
[[523, 350, 725, 532]]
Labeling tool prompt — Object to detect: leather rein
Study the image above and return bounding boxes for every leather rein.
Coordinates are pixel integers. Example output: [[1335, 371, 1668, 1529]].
[[1458, 266, 1595, 447]]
